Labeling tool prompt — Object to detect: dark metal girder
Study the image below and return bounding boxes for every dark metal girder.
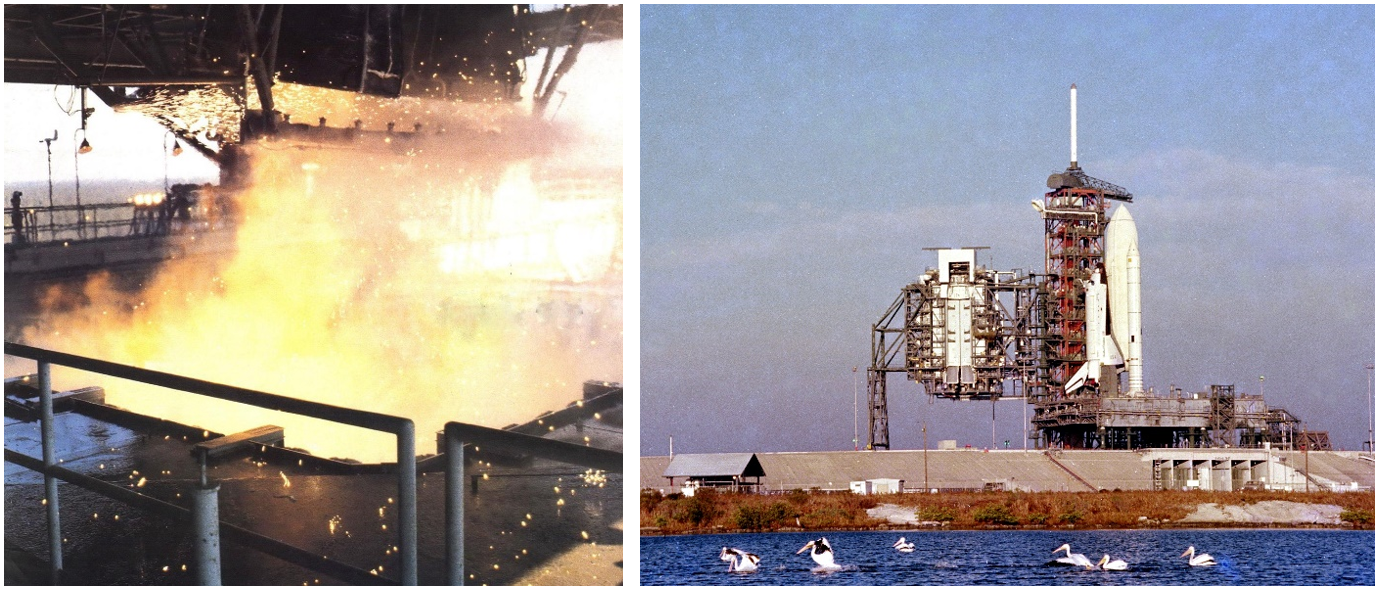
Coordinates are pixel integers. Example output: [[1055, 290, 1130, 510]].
[[25, 7, 125, 106]]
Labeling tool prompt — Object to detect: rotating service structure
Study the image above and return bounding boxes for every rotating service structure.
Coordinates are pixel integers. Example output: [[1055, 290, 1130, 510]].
[[866, 248, 1044, 450]]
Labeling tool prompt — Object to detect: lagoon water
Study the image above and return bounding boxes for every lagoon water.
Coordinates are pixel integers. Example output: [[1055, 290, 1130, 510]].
[[641, 529, 1374, 585]]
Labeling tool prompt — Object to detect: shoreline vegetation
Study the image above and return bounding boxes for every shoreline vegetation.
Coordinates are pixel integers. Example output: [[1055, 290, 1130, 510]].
[[640, 489, 1375, 535]]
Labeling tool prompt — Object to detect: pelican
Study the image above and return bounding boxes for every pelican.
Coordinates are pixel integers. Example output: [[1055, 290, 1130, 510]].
[[1180, 546, 1216, 567], [893, 537, 916, 553], [719, 547, 760, 573], [796, 537, 842, 572], [1097, 554, 1128, 571], [1052, 543, 1093, 568]]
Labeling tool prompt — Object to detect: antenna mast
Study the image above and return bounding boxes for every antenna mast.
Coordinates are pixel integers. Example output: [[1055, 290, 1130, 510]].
[[1070, 83, 1078, 169]]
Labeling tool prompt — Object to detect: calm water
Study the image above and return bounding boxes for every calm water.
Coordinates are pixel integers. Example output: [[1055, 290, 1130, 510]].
[[641, 529, 1375, 585]]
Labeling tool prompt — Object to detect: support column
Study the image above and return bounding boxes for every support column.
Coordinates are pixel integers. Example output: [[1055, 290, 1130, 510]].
[[190, 483, 222, 585], [446, 433, 465, 585], [397, 422, 418, 585], [39, 362, 63, 584]]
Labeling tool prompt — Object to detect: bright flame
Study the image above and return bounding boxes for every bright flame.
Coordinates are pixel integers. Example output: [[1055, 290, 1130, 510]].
[[17, 78, 622, 463]]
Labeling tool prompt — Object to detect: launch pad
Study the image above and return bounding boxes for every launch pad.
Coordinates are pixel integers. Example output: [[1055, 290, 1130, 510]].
[[866, 85, 1325, 451]]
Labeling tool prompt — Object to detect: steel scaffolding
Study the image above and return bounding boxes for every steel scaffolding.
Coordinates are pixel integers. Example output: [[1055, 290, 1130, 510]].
[[866, 260, 1042, 450]]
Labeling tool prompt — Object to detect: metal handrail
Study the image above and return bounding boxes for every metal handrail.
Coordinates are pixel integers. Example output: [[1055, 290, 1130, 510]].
[[4, 449, 388, 585], [443, 421, 621, 585], [4, 342, 419, 585]]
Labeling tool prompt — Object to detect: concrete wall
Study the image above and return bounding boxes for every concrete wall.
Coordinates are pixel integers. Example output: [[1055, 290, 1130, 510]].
[[642, 450, 1374, 494]]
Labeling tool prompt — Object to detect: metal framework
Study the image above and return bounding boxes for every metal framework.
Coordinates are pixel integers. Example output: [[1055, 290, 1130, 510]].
[[866, 259, 1043, 449], [4, 4, 624, 160], [1208, 384, 1237, 446], [1030, 166, 1131, 448], [5, 341, 418, 585]]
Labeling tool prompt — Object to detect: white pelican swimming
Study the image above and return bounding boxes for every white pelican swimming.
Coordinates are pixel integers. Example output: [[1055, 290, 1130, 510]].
[[796, 537, 842, 572], [719, 547, 760, 573], [893, 537, 916, 553], [1180, 546, 1216, 567], [1052, 543, 1093, 568], [1097, 554, 1128, 571]]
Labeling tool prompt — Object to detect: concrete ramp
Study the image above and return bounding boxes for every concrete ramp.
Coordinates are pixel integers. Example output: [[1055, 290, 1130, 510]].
[[874, 450, 1085, 492], [1055, 451, 1154, 490], [644, 450, 1087, 493], [1277, 451, 1374, 490]]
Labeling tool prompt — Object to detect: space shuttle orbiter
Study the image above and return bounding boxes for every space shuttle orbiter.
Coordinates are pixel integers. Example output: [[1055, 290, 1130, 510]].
[[1063, 206, 1143, 396]]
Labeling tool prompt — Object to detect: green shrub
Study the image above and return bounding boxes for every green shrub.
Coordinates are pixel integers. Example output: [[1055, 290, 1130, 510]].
[[641, 489, 664, 514], [1340, 509, 1373, 527], [973, 504, 1019, 525], [1058, 509, 1083, 525], [803, 506, 855, 525], [917, 506, 956, 522], [1027, 512, 1049, 525], [733, 501, 794, 530], [671, 493, 715, 526]]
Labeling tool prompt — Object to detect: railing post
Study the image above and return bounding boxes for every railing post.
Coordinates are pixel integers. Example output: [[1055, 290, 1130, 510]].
[[397, 421, 417, 585], [39, 361, 64, 584], [445, 429, 464, 585], [190, 481, 222, 584]]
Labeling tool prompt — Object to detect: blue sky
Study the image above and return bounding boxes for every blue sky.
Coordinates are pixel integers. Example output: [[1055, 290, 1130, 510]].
[[641, 4, 1375, 454]]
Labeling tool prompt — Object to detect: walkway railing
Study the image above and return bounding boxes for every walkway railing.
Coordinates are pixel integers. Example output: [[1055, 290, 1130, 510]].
[[3, 342, 418, 585], [443, 420, 621, 585]]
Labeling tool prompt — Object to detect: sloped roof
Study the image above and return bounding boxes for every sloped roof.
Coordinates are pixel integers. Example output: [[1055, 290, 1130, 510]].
[[663, 453, 765, 478]]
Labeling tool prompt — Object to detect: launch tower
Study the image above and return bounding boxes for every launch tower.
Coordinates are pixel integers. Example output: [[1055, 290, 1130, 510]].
[[1032, 84, 1134, 447], [865, 85, 1324, 451]]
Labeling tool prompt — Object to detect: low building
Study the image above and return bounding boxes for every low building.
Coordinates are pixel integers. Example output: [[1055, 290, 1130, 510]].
[[661, 453, 765, 493], [849, 478, 903, 494]]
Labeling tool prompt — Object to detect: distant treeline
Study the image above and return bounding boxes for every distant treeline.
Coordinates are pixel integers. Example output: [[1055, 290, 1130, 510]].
[[640, 488, 1375, 535]]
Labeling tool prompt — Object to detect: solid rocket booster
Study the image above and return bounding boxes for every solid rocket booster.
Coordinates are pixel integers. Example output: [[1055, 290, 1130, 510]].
[[1070, 83, 1078, 168], [1105, 205, 1144, 395]]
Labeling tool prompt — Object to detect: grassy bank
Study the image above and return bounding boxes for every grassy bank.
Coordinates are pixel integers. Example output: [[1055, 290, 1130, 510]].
[[640, 488, 1375, 535]]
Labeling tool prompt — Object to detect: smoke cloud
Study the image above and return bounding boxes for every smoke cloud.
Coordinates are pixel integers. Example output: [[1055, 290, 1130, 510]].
[[15, 84, 622, 463]]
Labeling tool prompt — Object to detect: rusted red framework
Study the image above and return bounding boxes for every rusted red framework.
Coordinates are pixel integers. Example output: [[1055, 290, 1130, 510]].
[[1042, 187, 1109, 394]]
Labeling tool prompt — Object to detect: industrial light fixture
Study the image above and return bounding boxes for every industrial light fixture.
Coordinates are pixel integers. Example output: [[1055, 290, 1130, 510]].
[[171, 139, 183, 156], [77, 86, 93, 153]]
